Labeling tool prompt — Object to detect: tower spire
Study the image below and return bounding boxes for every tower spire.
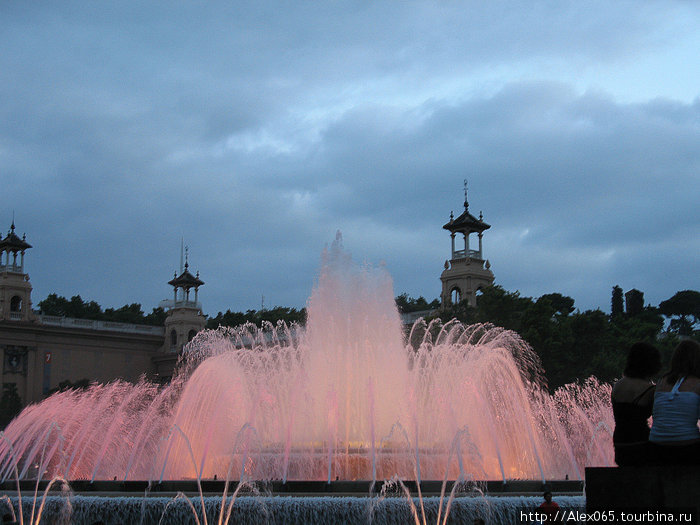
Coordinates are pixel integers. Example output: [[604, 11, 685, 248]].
[[180, 238, 184, 273], [463, 179, 469, 210]]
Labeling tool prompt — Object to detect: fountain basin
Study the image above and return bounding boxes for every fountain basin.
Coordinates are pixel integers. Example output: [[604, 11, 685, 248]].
[[1, 494, 587, 525]]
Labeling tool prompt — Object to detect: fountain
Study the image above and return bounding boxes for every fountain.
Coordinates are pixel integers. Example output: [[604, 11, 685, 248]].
[[0, 234, 611, 522]]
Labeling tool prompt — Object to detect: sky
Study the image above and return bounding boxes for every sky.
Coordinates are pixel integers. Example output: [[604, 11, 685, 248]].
[[1, 1, 699, 318]]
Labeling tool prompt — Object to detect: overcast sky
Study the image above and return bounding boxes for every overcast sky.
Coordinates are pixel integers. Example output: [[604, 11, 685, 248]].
[[2, 1, 698, 318]]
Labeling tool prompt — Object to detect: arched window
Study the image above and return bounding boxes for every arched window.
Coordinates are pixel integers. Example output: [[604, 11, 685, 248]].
[[10, 296, 22, 312], [450, 287, 461, 305], [170, 329, 177, 351], [188, 329, 197, 342]]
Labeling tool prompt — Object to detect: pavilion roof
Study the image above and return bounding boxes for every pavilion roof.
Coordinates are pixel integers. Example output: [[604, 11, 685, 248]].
[[0, 223, 32, 252], [168, 265, 204, 289], [442, 207, 490, 233]]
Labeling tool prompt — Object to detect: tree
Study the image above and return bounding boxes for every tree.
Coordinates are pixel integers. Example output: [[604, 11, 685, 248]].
[[436, 298, 477, 325], [659, 290, 700, 336], [144, 307, 167, 326], [38, 293, 70, 316], [104, 303, 145, 324], [611, 286, 624, 317], [625, 289, 644, 316], [206, 306, 307, 329], [395, 294, 439, 313], [38, 293, 167, 326], [473, 285, 533, 332], [537, 293, 575, 316]]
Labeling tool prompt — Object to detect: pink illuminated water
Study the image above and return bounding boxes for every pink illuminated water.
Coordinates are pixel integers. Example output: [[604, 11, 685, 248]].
[[0, 235, 613, 482]]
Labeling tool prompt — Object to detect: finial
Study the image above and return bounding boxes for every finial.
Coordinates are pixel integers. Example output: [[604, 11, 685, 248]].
[[184, 245, 189, 270], [463, 179, 469, 210], [449, 211, 454, 221], [479, 211, 483, 220], [180, 237, 184, 274]]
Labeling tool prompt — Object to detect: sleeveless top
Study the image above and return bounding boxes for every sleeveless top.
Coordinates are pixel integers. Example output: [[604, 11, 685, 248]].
[[649, 377, 700, 443], [612, 384, 654, 444]]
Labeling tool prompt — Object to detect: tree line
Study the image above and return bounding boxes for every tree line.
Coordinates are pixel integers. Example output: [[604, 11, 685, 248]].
[[431, 286, 699, 390], [36, 293, 307, 328], [34, 287, 698, 391], [38, 293, 167, 326]]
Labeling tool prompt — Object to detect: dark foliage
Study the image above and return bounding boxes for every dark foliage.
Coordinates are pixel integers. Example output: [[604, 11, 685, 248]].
[[659, 290, 700, 336], [0, 383, 22, 429], [46, 378, 92, 397], [395, 294, 440, 313], [206, 306, 307, 329], [434, 285, 692, 390], [38, 294, 168, 326], [611, 286, 624, 317]]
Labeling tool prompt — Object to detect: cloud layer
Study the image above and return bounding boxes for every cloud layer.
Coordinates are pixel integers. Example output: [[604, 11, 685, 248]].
[[1, 1, 698, 315]]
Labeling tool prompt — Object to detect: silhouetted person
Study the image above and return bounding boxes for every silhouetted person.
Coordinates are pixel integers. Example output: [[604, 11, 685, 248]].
[[649, 340, 700, 464], [611, 342, 661, 465], [537, 491, 560, 523], [473, 519, 485, 525]]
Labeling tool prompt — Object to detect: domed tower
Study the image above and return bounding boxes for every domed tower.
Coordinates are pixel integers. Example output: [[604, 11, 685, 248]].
[[440, 182, 494, 307], [0, 222, 36, 322], [162, 248, 205, 353]]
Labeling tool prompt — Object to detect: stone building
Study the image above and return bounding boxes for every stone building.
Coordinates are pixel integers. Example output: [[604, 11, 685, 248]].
[[440, 184, 495, 307], [0, 223, 205, 407]]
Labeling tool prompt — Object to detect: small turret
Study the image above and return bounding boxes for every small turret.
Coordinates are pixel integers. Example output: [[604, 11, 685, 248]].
[[440, 182, 494, 307], [161, 246, 206, 353], [0, 221, 35, 322]]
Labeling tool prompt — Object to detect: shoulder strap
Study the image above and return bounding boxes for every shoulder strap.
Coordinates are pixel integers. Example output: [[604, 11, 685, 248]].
[[671, 377, 686, 394], [632, 384, 655, 403]]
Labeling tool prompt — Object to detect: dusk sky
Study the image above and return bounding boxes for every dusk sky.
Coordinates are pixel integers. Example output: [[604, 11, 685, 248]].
[[2, 2, 698, 318]]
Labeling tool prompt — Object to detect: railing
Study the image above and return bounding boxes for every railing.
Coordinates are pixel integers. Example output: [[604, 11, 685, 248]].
[[0, 264, 24, 273], [452, 249, 481, 259], [158, 299, 202, 310], [38, 314, 165, 335], [9, 312, 23, 321]]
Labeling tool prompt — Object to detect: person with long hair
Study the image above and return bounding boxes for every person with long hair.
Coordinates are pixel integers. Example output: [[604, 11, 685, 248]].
[[611, 342, 661, 466], [649, 340, 700, 464]]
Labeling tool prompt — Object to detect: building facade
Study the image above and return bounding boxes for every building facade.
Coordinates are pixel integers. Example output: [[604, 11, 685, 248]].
[[0, 224, 205, 407]]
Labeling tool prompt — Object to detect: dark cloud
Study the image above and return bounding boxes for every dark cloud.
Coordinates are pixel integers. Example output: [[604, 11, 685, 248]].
[[1, 2, 698, 316]]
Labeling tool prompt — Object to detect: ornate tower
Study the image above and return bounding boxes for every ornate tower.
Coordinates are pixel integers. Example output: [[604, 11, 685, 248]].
[[0, 222, 35, 322], [162, 248, 205, 353], [440, 182, 494, 307]]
